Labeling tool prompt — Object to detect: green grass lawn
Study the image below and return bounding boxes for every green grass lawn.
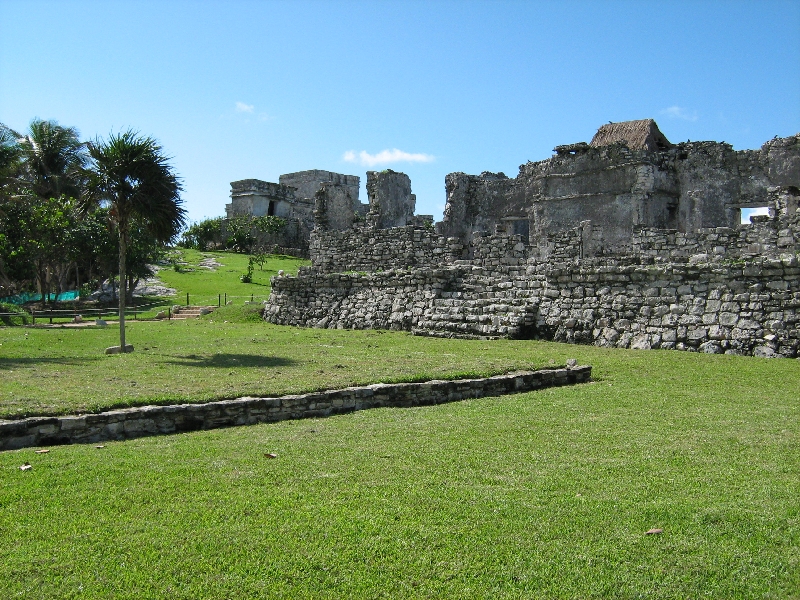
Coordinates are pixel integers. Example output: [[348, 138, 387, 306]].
[[1, 252, 798, 597], [157, 248, 309, 306], [1, 342, 798, 598], [0, 321, 587, 418], [7, 249, 308, 324]]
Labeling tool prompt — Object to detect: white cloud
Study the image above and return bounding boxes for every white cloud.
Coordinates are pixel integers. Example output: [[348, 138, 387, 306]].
[[660, 105, 698, 122], [342, 148, 435, 167], [235, 101, 255, 113]]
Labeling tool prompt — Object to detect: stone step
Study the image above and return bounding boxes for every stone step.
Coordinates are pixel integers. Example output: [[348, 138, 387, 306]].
[[170, 305, 217, 319]]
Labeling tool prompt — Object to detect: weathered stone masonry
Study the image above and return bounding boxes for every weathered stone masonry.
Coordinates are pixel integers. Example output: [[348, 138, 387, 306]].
[[267, 213, 800, 356], [0, 367, 591, 450], [266, 122, 800, 358]]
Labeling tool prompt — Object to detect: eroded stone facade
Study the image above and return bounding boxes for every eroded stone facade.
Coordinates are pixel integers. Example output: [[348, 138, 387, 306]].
[[226, 170, 363, 252], [265, 122, 800, 358]]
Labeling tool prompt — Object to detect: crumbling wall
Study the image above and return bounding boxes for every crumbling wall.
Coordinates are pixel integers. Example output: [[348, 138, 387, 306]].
[[438, 172, 516, 242], [264, 128, 800, 358], [523, 144, 680, 251], [279, 170, 361, 204], [763, 134, 800, 187], [438, 132, 800, 254], [309, 225, 455, 273], [537, 254, 800, 358], [267, 200, 800, 356], [227, 179, 297, 218], [268, 233, 800, 356], [313, 183, 356, 232], [366, 170, 416, 228]]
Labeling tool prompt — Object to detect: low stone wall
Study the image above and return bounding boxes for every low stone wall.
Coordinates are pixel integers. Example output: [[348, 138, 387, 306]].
[[538, 255, 800, 357], [632, 220, 798, 262], [266, 207, 800, 357], [0, 367, 592, 451], [267, 267, 489, 331], [267, 251, 800, 356]]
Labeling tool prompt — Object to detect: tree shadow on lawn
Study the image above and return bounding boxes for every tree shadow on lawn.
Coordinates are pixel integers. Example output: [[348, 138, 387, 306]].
[[164, 353, 296, 368], [0, 356, 101, 370]]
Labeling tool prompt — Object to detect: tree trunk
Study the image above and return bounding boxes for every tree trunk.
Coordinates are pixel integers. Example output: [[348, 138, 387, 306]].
[[127, 275, 139, 304], [36, 262, 49, 307], [118, 226, 127, 351]]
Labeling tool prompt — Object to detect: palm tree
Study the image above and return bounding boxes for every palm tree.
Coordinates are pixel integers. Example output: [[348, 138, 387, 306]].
[[82, 131, 185, 353], [6, 119, 88, 303], [0, 123, 22, 194], [16, 119, 87, 201], [0, 124, 22, 290]]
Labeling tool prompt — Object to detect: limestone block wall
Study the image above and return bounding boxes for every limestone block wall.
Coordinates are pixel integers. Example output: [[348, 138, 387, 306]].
[[0, 367, 592, 451], [536, 256, 800, 357], [266, 208, 800, 357], [366, 170, 416, 228], [279, 170, 360, 203], [266, 267, 466, 330], [309, 225, 457, 273], [309, 223, 533, 275], [313, 183, 357, 232], [267, 257, 800, 356]]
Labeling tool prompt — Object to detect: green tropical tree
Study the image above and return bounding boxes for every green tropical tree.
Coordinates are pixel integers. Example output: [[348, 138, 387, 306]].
[[1, 120, 87, 301], [16, 118, 87, 202], [179, 216, 223, 250], [0, 123, 22, 197], [82, 131, 185, 353], [0, 124, 22, 291]]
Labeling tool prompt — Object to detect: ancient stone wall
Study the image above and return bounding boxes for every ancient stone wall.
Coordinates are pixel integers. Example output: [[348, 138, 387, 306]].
[[366, 170, 417, 228], [226, 179, 298, 219], [0, 367, 591, 450], [537, 254, 800, 357], [438, 130, 800, 255], [264, 125, 800, 358], [279, 170, 361, 205], [313, 183, 357, 232], [266, 196, 800, 356], [309, 225, 454, 273]]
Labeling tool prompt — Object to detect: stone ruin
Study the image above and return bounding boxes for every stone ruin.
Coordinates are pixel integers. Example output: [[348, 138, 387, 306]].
[[226, 169, 363, 253], [264, 120, 800, 358]]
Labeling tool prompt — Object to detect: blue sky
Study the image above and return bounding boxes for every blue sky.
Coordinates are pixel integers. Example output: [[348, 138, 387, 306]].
[[1, 0, 799, 224]]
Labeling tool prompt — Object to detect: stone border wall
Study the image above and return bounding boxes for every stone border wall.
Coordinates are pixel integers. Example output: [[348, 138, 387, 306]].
[[267, 200, 800, 356], [268, 249, 800, 355], [538, 256, 800, 357], [0, 367, 592, 451]]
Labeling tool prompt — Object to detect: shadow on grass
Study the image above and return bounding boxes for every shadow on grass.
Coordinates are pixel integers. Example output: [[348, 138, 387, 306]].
[[164, 353, 296, 368], [0, 356, 101, 369]]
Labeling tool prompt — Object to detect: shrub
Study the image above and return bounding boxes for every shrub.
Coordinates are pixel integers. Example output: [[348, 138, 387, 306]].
[[0, 302, 30, 326]]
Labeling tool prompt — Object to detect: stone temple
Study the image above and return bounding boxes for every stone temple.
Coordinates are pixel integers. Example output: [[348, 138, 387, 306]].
[[264, 120, 800, 358], [226, 169, 363, 252]]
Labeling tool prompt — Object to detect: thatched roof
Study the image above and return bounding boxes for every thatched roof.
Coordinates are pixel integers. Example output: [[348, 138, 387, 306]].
[[590, 119, 671, 152]]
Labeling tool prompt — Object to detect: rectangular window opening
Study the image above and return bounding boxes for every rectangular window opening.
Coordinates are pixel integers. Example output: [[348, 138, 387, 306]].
[[740, 206, 769, 224]]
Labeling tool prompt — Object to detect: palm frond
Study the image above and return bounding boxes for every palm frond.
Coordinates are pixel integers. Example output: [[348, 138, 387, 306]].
[[83, 130, 186, 242]]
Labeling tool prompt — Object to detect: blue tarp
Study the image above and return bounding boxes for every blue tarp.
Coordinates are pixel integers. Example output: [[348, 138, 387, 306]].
[[0, 290, 80, 305]]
